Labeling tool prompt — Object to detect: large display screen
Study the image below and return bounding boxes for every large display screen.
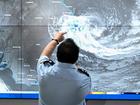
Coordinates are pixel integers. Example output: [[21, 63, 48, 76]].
[[0, 0, 140, 98]]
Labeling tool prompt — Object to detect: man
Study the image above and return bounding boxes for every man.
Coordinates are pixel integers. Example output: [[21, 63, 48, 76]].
[[37, 32, 91, 105]]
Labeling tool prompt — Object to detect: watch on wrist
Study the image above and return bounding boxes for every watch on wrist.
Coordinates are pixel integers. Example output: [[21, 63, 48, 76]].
[[52, 39, 59, 44]]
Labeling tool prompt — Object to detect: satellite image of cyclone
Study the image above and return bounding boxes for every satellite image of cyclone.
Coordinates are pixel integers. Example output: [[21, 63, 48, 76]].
[[48, 0, 140, 92], [0, 0, 140, 92]]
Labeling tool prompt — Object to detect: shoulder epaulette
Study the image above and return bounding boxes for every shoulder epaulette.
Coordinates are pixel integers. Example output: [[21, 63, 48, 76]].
[[43, 60, 55, 66], [78, 68, 90, 77]]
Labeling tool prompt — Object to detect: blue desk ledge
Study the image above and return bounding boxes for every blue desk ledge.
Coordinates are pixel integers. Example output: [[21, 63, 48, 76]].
[[0, 93, 140, 100], [86, 94, 140, 100]]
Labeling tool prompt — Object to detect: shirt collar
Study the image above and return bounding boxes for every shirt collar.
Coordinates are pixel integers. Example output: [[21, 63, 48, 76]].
[[55, 61, 77, 70]]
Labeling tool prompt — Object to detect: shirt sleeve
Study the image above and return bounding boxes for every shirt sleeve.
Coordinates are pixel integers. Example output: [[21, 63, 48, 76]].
[[37, 56, 54, 78]]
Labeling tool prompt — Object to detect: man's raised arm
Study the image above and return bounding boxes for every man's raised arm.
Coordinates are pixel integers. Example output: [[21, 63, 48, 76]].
[[41, 32, 66, 58]]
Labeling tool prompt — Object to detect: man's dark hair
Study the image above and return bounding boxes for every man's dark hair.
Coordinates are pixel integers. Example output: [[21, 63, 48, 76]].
[[57, 38, 79, 64]]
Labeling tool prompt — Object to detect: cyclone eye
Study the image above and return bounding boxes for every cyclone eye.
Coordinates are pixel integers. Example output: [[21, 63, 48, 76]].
[[66, 19, 85, 33], [68, 20, 80, 32]]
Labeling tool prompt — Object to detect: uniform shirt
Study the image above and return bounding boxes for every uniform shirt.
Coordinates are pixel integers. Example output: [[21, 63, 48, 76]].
[[37, 56, 91, 105]]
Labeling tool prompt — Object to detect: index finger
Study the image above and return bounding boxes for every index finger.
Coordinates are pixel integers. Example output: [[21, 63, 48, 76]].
[[58, 32, 67, 35]]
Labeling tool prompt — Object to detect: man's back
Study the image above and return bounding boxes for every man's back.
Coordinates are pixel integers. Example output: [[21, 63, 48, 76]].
[[38, 60, 91, 105]]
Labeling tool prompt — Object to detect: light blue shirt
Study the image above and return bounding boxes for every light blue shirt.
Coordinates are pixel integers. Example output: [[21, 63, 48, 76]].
[[37, 56, 91, 105]]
